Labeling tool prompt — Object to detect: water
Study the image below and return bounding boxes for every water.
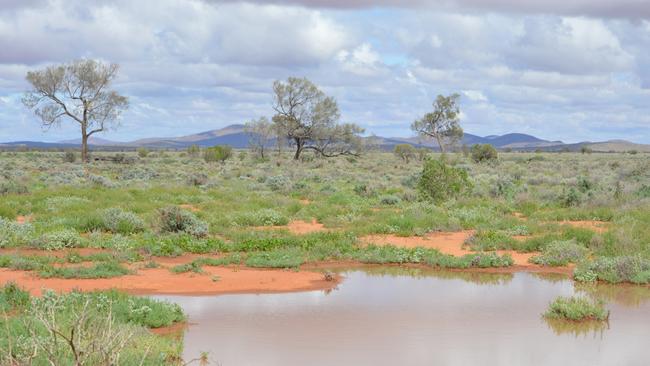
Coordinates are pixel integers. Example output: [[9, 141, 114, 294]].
[[157, 268, 650, 366]]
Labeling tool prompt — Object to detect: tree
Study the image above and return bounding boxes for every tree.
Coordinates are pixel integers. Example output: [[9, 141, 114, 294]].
[[271, 77, 364, 160], [244, 116, 275, 159], [393, 144, 416, 163], [411, 93, 463, 153], [22, 59, 128, 162]]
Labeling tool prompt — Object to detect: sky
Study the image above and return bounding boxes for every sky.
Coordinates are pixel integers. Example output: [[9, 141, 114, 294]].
[[0, 0, 649, 143]]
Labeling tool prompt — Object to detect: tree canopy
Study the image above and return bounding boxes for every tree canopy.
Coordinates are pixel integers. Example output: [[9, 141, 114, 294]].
[[411, 93, 463, 153]]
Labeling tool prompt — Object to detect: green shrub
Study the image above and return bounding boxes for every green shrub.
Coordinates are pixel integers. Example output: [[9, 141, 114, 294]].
[[159, 206, 208, 237], [0, 282, 30, 311], [470, 144, 498, 163], [101, 208, 145, 234], [574, 256, 650, 284], [234, 209, 289, 226], [137, 147, 149, 158], [63, 150, 76, 163], [38, 229, 82, 250], [0, 180, 29, 195], [203, 145, 233, 163], [417, 158, 470, 203], [530, 240, 588, 266], [0, 218, 34, 248], [379, 195, 401, 205], [465, 230, 517, 251], [544, 296, 608, 321], [393, 144, 416, 163], [266, 175, 291, 191]]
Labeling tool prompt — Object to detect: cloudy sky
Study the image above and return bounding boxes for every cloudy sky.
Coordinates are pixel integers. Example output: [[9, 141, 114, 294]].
[[1, 0, 649, 143]]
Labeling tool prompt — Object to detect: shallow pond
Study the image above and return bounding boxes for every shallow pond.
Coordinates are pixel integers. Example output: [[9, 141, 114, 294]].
[[157, 268, 650, 366]]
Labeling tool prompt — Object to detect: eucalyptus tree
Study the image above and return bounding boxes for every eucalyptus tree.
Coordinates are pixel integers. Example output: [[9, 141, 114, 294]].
[[23, 59, 128, 162], [244, 116, 275, 159], [411, 93, 463, 153], [271, 77, 364, 159]]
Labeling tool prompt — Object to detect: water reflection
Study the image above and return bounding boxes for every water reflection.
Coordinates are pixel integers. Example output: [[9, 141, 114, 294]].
[[543, 318, 610, 338], [158, 269, 650, 366], [576, 282, 650, 307]]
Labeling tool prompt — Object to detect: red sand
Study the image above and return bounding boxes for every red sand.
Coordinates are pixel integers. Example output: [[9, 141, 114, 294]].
[[255, 219, 327, 235], [0, 266, 339, 296]]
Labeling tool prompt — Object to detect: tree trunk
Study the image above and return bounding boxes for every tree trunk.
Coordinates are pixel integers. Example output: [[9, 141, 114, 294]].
[[81, 125, 89, 163], [436, 135, 446, 154], [293, 138, 303, 160]]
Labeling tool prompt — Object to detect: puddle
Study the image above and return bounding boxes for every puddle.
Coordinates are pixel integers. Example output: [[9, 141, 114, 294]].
[[158, 268, 650, 366]]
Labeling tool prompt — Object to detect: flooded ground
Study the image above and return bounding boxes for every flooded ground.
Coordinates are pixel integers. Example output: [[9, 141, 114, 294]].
[[158, 268, 650, 366]]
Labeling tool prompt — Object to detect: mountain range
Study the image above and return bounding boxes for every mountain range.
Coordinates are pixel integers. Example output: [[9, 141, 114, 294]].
[[1, 124, 648, 152]]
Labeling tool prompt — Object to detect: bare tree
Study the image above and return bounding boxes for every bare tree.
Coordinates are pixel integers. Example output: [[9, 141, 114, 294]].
[[244, 116, 275, 159], [411, 93, 463, 153], [272, 77, 364, 160], [22, 59, 128, 162]]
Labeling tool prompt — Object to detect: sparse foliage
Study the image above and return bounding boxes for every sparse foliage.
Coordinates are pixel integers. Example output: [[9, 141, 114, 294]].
[[411, 94, 463, 153], [393, 144, 416, 163], [272, 77, 364, 159], [23, 59, 128, 162], [245, 117, 275, 159]]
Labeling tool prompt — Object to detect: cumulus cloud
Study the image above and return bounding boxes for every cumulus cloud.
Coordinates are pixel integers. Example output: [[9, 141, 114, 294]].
[[205, 0, 650, 19], [0, 0, 649, 143]]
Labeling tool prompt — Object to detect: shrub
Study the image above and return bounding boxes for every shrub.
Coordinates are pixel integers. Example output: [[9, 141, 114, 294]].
[[137, 147, 149, 158], [235, 209, 289, 226], [203, 145, 233, 163], [417, 158, 470, 202], [465, 230, 517, 251], [266, 175, 291, 191], [101, 208, 145, 234], [39, 261, 130, 279], [470, 144, 498, 163], [379, 195, 401, 205], [0, 180, 29, 195], [159, 206, 208, 237], [187, 173, 208, 186], [38, 229, 82, 250], [530, 240, 588, 266], [561, 187, 582, 207], [63, 150, 76, 163], [574, 256, 650, 284], [0, 282, 30, 311], [187, 144, 201, 157], [393, 144, 416, 163], [544, 296, 608, 321], [0, 218, 34, 248]]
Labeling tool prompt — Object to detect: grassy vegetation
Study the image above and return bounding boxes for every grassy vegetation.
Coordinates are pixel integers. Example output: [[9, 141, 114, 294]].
[[0, 283, 184, 365], [544, 296, 609, 321]]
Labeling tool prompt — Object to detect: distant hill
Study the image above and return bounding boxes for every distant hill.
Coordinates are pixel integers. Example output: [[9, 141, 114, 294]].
[[1, 124, 648, 153]]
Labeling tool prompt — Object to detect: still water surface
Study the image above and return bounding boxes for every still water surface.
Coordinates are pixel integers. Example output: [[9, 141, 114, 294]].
[[158, 268, 650, 366]]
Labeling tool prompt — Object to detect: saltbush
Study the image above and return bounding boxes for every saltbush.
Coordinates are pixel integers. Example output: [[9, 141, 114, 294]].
[[0, 218, 34, 248], [158, 206, 209, 237], [101, 208, 145, 234], [574, 256, 650, 284], [470, 144, 498, 163], [38, 229, 82, 250], [530, 240, 588, 266], [544, 296, 608, 321]]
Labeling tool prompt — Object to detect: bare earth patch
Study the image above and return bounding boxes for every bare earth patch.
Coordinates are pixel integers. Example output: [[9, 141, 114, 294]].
[[299, 199, 311, 205], [179, 204, 201, 212], [15, 215, 33, 224], [0, 266, 339, 296], [361, 230, 541, 267]]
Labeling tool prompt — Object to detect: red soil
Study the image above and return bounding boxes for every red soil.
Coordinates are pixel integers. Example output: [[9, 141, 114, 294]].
[[299, 199, 311, 205], [361, 230, 542, 267], [179, 204, 201, 212], [0, 266, 339, 296], [15, 215, 33, 224]]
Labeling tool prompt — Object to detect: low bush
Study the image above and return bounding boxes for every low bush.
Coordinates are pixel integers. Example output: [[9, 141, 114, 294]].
[[464, 230, 517, 251], [101, 208, 146, 234], [159, 206, 208, 237], [530, 240, 588, 266], [37, 229, 82, 250], [234, 208, 289, 226], [573, 256, 650, 284], [544, 296, 608, 321], [0, 217, 34, 248], [0, 282, 30, 311], [418, 158, 470, 203], [203, 145, 233, 163], [379, 195, 401, 205], [471, 144, 498, 163]]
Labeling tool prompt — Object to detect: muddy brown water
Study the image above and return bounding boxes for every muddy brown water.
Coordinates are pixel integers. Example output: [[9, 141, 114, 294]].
[[156, 268, 650, 366]]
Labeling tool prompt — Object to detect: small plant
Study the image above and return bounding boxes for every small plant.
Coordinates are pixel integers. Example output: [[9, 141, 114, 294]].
[[544, 296, 608, 321], [101, 207, 145, 234], [470, 144, 498, 163], [159, 206, 209, 237], [266, 175, 291, 191], [38, 229, 82, 250], [379, 195, 401, 205], [417, 158, 470, 202], [137, 147, 149, 158], [187, 172, 209, 186], [573, 256, 650, 284], [530, 240, 588, 266], [0, 217, 34, 248], [187, 144, 201, 157], [393, 144, 416, 163], [63, 150, 76, 163]]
